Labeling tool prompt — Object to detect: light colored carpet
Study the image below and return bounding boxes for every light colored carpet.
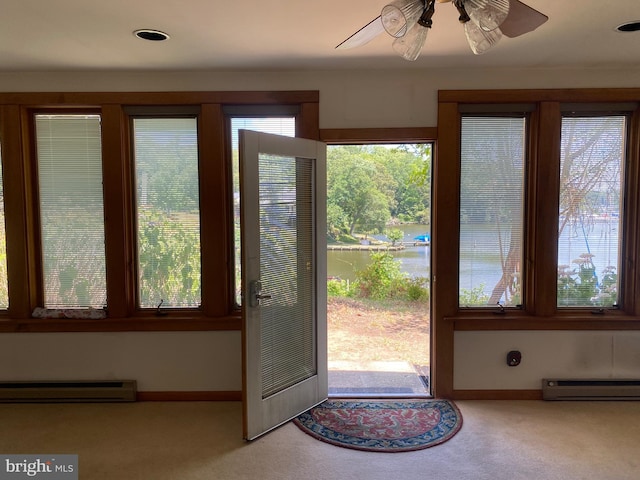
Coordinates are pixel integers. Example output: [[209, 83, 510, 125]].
[[1, 400, 639, 479]]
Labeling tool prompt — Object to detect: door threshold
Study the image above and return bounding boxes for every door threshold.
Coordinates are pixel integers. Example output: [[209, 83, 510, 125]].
[[328, 361, 430, 398], [328, 393, 433, 400]]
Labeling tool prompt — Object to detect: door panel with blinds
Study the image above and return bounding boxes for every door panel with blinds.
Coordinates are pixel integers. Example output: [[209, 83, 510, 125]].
[[35, 114, 106, 308], [459, 116, 526, 308], [242, 130, 327, 441]]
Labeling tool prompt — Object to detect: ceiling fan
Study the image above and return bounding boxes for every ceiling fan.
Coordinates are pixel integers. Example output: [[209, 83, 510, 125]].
[[336, 0, 548, 61]]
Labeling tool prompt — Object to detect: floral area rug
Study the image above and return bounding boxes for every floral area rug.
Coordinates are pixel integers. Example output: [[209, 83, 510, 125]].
[[293, 399, 462, 452]]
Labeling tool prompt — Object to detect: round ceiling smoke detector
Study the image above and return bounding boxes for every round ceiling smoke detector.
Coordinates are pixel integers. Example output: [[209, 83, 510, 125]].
[[616, 21, 640, 32], [134, 29, 170, 41]]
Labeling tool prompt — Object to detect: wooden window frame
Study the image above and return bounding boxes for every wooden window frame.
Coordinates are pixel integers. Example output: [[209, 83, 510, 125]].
[[435, 88, 640, 398], [0, 91, 319, 332]]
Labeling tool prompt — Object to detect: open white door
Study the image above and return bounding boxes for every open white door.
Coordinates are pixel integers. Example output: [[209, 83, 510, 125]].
[[240, 130, 327, 440]]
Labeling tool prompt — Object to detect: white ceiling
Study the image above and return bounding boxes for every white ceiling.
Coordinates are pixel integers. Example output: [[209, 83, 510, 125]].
[[1, 0, 639, 72]]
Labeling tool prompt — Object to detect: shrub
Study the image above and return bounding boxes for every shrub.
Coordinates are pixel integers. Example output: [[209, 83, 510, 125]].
[[355, 252, 405, 300], [459, 283, 490, 306], [327, 278, 355, 297], [405, 276, 429, 301], [558, 254, 617, 307]]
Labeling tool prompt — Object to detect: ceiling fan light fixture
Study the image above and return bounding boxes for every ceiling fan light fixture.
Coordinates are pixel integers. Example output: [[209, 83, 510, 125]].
[[464, 21, 502, 54], [463, 0, 509, 31], [381, 0, 426, 37], [336, 0, 545, 60], [391, 0, 435, 61], [392, 22, 430, 61]]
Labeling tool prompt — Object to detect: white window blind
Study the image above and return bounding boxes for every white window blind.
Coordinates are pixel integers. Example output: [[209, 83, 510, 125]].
[[35, 114, 106, 308], [133, 117, 201, 308], [459, 116, 526, 307], [558, 115, 625, 307], [230, 117, 296, 305]]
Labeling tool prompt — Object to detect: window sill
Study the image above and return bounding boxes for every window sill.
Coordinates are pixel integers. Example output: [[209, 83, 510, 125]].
[[451, 314, 640, 331], [0, 315, 241, 333]]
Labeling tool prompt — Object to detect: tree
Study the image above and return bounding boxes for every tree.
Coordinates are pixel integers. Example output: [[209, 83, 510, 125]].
[[386, 228, 404, 246], [375, 145, 431, 224], [135, 120, 199, 214], [326, 145, 432, 238], [327, 146, 390, 235]]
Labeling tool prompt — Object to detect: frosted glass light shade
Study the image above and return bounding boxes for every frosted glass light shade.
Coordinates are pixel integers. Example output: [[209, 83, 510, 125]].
[[464, 20, 502, 54], [464, 0, 509, 31], [392, 22, 429, 61], [381, 0, 425, 37]]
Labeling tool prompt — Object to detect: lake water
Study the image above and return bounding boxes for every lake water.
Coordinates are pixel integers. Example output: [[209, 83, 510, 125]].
[[327, 224, 431, 282], [328, 221, 620, 298]]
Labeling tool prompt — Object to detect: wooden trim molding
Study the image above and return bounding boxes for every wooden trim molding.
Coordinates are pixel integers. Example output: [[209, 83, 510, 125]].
[[320, 127, 437, 143], [137, 391, 242, 402], [452, 390, 543, 401], [0, 91, 320, 106], [439, 88, 640, 104], [0, 315, 241, 333], [453, 316, 640, 331]]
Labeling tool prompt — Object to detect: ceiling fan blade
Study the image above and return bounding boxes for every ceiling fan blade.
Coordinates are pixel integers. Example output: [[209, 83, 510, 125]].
[[499, 0, 548, 38], [336, 16, 385, 49]]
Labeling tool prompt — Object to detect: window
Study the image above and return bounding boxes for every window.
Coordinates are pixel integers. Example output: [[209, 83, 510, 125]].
[[459, 116, 526, 307], [229, 116, 296, 305], [0, 91, 317, 331], [132, 117, 201, 309], [557, 114, 626, 307], [35, 114, 106, 308]]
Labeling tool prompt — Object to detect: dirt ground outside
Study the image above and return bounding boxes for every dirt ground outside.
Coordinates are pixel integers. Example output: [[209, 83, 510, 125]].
[[327, 296, 430, 368]]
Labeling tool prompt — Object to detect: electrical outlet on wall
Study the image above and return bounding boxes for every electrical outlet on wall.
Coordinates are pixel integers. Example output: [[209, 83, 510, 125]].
[[507, 350, 522, 367]]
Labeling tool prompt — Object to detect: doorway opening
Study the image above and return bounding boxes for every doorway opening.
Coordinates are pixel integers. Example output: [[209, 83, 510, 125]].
[[326, 143, 432, 397]]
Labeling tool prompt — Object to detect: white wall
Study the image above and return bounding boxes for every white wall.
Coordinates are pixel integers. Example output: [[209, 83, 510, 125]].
[[0, 332, 241, 391], [454, 331, 640, 390], [1, 66, 640, 391]]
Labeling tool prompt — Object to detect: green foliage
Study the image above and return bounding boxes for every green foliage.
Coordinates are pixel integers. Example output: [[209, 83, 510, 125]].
[[355, 252, 404, 300], [405, 276, 430, 301], [459, 283, 490, 306], [40, 208, 107, 308], [326, 145, 431, 238], [135, 119, 199, 214], [348, 251, 429, 302], [386, 228, 404, 246], [327, 278, 356, 297], [558, 254, 617, 307], [137, 209, 201, 307]]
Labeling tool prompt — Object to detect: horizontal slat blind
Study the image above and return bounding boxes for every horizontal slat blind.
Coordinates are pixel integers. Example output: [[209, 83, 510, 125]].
[[35, 114, 106, 308], [558, 115, 625, 307], [230, 117, 296, 305], [459, 116, 526, 307], [133, 117, 201, 308], [260, 154, 315, 398]]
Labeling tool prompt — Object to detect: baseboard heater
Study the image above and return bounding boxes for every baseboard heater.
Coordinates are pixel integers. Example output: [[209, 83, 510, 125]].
[[0, 380, 137, 403], [542, 379, 640, 400]]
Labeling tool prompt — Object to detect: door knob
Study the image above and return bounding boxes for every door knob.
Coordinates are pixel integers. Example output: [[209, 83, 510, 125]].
[[249, 280, 271, 307]]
